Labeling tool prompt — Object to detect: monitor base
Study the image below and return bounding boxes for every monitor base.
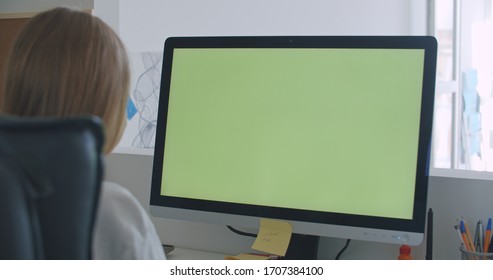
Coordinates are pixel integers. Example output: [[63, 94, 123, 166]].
[[282, 233, 320, 260]]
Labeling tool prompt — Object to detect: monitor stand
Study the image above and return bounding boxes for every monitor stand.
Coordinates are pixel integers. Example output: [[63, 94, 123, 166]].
[[282, 234, 320, 260]]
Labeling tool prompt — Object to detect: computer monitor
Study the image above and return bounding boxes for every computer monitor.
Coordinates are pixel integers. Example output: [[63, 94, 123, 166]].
[[150, 36, 437, 259]]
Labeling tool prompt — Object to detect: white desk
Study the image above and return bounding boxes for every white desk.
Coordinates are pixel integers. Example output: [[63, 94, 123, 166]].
[[166, 247, 226, 260]]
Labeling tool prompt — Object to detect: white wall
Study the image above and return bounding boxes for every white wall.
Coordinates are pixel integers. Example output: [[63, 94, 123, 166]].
[[117, 0, 427, 53], [93, 0, 118, 34], [0, 0, 93, 13]]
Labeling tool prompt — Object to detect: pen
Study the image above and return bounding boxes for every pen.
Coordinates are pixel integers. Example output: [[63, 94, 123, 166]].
[[426, 208, 433, 260], [484, 218, 491, 253], [475, 220, 483, 253], [480, 220, 484, 252]]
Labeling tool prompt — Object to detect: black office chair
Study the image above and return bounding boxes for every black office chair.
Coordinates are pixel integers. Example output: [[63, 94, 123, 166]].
[[0, 116, 104, 259]]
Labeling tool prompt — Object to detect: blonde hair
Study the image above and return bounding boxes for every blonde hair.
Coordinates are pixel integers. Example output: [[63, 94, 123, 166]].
[[2, 7, 130, 154]]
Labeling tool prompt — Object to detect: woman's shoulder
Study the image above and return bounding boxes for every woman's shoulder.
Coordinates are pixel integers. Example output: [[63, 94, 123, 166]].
[[99, 182, 145, 219], [101, 181, 136, 201], [92, 181, 166, 259]]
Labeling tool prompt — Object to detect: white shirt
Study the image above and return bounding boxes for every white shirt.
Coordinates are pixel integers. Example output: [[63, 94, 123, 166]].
[[92, 181, 166, 260]]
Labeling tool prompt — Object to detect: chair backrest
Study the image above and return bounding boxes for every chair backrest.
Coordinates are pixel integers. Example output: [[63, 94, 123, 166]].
[[0, 116, 104, 259]]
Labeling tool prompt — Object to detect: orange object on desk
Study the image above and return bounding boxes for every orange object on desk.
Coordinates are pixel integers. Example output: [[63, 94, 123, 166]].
[[398, 245, 412, 260]]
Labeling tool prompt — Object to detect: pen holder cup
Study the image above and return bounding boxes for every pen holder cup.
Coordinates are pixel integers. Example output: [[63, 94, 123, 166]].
[[460, 246, 493, 260]]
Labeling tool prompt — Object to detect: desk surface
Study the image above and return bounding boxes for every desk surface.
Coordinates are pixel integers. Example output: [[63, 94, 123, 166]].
[[166, 247, 226, 260]]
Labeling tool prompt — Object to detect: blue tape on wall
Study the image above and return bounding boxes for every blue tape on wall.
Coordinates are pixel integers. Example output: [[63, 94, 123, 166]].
[[127, 99, 137, 120]]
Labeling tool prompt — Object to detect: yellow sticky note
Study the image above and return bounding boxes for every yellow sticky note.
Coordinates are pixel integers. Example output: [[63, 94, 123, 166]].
[[251, 218, 293, 256]]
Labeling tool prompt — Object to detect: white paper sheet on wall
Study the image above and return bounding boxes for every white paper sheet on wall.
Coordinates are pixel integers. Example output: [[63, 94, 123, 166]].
[[117, 51, 163, 152]]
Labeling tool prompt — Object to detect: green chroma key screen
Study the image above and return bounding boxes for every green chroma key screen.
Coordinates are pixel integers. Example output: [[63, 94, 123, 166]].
[[161, 47, 425, 219]]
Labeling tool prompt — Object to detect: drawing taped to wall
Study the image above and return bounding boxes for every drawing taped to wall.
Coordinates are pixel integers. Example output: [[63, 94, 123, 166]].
[[118, 52, 163, 150]]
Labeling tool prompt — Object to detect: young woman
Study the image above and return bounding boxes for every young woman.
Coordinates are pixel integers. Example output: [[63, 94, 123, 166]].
[[1, 7, 166, 260]]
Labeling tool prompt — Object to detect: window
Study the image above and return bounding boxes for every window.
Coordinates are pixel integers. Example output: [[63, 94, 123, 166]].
[[431, 0, 493, 172]]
